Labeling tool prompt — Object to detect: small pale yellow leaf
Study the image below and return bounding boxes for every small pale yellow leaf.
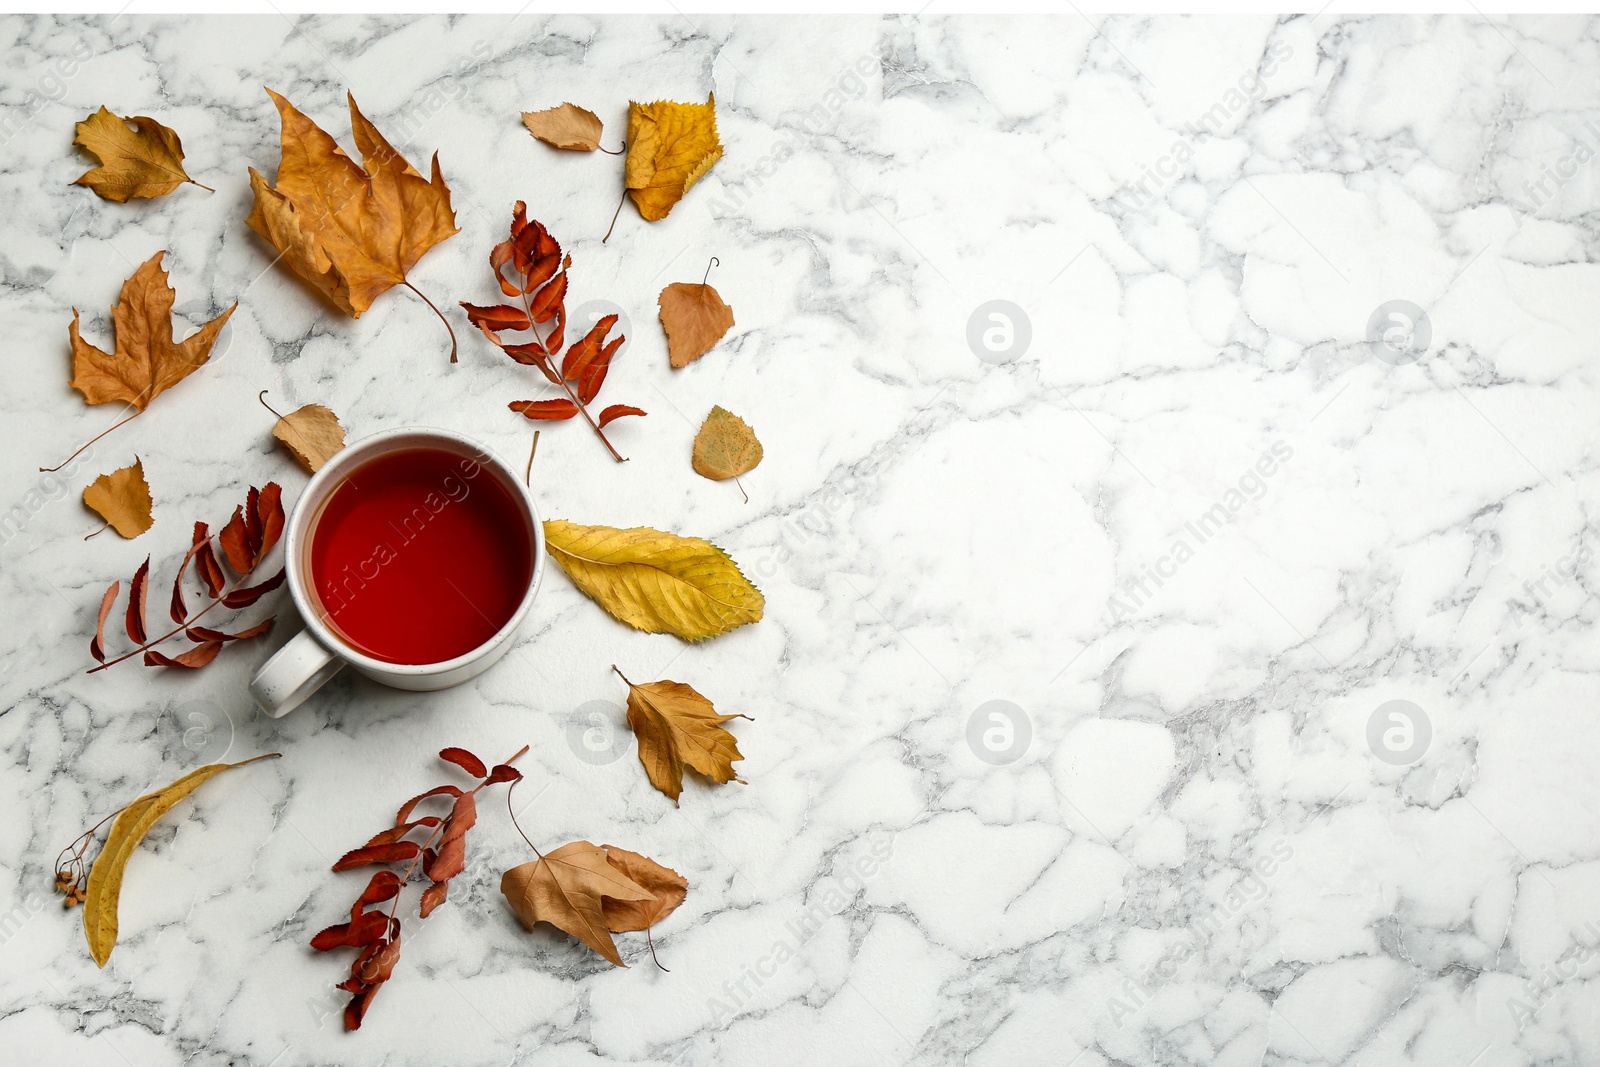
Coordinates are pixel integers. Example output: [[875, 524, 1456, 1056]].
[[522, 102, 604, 151], [542, 520, 763, 642], [691, 406, 762, 484], [271, 403, 345, 472], [84, 754, 279, 967], [83, 458, 153, 538]]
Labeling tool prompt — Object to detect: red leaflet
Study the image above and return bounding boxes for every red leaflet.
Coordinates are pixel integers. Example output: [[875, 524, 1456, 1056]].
[[312, 745, 527, 1030], [88, 483, 286, 673], [439, 747, 486, 777], [598, 405, 648, 428], [462, 303, 532, 333], [142, 640, 223, 669], [460, 201, 642, 462], [90, 581, 119, 663], [508, 399, 578, 421], [125, 558, 150, 645]]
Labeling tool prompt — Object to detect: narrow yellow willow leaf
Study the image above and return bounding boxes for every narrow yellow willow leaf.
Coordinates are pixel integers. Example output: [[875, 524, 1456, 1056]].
[[84, 754, 280, 967], [543, 520, 763, 642]]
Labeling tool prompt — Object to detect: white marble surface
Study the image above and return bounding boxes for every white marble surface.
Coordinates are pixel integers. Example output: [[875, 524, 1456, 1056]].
[[3, 11, 1600, 1066]]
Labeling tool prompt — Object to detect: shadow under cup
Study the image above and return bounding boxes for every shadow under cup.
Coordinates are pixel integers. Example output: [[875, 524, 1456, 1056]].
[[303, 439, 536, 666]]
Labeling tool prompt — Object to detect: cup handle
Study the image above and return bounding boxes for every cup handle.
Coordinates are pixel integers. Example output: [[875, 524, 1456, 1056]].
[[250, 629, 344, 718]]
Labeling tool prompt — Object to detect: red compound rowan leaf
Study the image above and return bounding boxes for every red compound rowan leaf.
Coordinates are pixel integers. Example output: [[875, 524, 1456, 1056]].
[[88, 483, 283, 673], [312, 745, 527, 1030], [461, 201, 643, 462]]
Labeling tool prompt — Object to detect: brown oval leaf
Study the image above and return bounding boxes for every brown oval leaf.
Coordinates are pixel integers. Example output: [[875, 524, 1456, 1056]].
[[522, 102, 604, 151], [658, 280, 734, 368], [83, 458, 153, 539], [72, 107, 205, 202]]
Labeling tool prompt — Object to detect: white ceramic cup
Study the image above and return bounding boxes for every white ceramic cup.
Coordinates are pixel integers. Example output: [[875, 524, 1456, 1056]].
[[249, 427, 544, 717]]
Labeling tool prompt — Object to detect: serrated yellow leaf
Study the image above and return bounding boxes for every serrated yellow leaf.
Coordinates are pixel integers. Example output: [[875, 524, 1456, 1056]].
[[624, 95, 722, 222], [542, 520, 762, 641], [82, 458, 153, 539], [84, 754, 279, 967], [271, 403, 345, 472], [692, 406, 762, 484]]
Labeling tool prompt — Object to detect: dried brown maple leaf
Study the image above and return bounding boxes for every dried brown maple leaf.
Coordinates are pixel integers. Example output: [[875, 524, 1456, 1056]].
[[260, 390, 345, 472], [247, 89, 460, 362], [83, 458, 153, 539], [613, 666, 749, 804], [522, 102, 607, 151], [500, 840, 655, 966], [692, 406, 761, 500], [88, 483, 285, 671], [599, 845, 688, 933], [659, 261, 734, 368], [47, 251, 236, 472], [72, 106, 213, 202]]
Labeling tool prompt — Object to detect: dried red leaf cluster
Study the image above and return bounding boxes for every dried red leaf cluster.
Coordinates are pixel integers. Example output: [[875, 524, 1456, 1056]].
[[312, 745, 526, 1030], [89, 482, 286, 671], [460, 202, 645, 461]]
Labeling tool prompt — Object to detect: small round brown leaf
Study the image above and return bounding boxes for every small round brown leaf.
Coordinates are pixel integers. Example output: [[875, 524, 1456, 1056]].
[[272, 403, 345, 472], [83, 458, 153, 539], [658, 281, 734, 368], [691, 406, 762, 483]]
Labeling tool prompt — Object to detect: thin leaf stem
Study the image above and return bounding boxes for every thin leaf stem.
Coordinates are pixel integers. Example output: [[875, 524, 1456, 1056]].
[[41, 408, 140, 472], [401, 281, 459, 364], [188, 178, 216, 193]]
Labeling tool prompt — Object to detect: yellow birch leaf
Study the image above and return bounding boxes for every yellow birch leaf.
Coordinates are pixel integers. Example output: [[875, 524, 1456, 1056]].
[[624, 95, 722, 221], [691, 406, 762, 484], [83, 458, 153, 538]]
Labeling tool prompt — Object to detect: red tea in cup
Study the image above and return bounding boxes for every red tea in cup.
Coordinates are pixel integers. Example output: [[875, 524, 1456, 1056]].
[[307, 448, 534, 664]]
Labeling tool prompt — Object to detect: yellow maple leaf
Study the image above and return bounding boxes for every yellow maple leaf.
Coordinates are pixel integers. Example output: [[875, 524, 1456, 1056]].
[[624, 95, 722, 222], [614, 667, 749, 804], [246, 89, 460, 360], [71, 107, 213, 202]]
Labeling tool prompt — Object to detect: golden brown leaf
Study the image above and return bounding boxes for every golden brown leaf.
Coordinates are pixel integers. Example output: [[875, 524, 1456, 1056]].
[[615, 667, 749, 804], [658, 280, 734, 368], [271, 403, 345, 472], [71, 106, 211, 202], [624, 96, 722, 222], [522, 103, 604, 151], [84, 754, 279, 966], [246, 89, 460, 359], [691, 406, 762, 487], [69, 252, 235, 413], [543, 520, 763, 641], [83, 459, 153, 539], [499, 840, 655, 966], [600, 846, 688, 932]]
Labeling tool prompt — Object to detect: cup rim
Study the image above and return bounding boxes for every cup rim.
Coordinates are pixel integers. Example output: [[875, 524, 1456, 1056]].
[[283, 426, 545, 678]]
